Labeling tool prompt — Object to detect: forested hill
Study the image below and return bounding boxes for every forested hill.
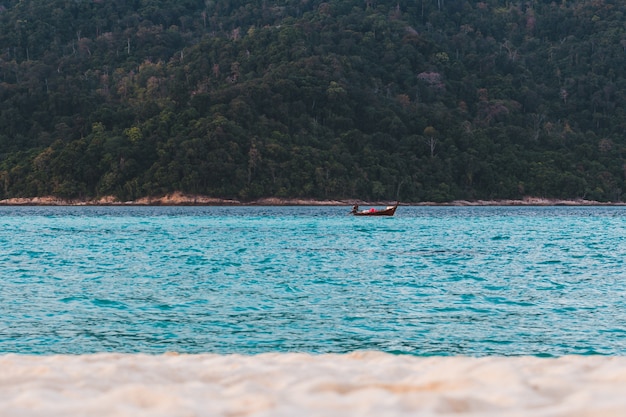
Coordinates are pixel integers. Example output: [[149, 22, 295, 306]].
[[0, 0, 625, 202]]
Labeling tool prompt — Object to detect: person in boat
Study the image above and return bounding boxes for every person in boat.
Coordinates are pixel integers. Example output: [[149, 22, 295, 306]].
[[351, 204, 359, 214]]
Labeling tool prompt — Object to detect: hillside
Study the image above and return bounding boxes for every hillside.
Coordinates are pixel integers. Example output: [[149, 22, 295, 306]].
[[0, 0, 625, 202]]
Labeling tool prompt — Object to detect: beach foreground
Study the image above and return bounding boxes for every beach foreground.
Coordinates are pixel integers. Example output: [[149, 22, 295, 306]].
[[1, 353, 625, 417]]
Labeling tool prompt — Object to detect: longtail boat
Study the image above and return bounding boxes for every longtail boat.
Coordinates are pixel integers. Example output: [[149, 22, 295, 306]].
[[350, 202, 398, 216]]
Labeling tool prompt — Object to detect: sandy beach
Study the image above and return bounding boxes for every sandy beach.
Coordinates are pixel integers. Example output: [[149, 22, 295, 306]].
[[1, 352, 625, 416]]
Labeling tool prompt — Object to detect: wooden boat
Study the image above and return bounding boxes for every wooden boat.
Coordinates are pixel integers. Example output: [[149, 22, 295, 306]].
[[350, 202, 398, 216]]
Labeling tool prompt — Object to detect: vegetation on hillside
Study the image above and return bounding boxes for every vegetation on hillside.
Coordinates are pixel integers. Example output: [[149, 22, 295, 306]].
[[0, 0, 625, 202]]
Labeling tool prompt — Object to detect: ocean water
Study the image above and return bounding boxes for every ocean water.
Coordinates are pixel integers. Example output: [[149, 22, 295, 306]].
[[1, 205, 625, 357]]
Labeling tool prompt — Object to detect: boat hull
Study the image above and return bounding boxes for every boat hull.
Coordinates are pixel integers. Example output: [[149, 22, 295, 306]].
[[352, 204, 398, 216]]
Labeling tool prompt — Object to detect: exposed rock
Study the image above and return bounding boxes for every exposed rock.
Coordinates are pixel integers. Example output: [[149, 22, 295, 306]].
[[0, 194, 623, 206]]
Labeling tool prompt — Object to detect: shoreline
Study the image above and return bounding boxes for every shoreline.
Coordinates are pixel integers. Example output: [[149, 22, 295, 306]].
[[2, 352, 625, 416], [0, 192, 624, 206]]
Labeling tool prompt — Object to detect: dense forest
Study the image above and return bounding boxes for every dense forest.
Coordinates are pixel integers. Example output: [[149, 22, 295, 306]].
[[0, 0, 625, 202]]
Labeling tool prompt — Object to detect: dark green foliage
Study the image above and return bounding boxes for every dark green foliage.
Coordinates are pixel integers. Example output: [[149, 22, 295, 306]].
[[0, 0, 625, 202]]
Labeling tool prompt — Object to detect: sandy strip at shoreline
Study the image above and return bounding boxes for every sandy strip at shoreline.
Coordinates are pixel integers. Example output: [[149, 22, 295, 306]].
[[1, 353, 625, 417], [1, 193, 625, 206]]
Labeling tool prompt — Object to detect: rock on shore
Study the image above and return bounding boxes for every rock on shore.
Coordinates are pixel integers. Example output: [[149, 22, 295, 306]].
[[0, 192, 622, 206]]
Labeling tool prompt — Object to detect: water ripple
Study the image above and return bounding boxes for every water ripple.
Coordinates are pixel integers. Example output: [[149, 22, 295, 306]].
[[1, 206, 626, 356]]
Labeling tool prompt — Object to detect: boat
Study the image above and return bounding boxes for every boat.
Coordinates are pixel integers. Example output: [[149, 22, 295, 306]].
[[350, 202, 398, 216]]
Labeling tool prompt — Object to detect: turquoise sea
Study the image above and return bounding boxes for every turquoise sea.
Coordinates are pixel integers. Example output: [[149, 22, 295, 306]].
[[1, 205, 625, 356]]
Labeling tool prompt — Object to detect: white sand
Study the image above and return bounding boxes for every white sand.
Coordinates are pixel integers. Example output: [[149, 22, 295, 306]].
[[1, 352, 625, 417]]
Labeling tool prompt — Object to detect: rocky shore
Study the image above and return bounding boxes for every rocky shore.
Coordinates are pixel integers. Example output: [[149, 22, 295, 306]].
[[0, 192, 623, 206]]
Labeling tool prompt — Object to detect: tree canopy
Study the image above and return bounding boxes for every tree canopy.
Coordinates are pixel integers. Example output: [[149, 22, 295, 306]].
[[0, 0, 625, 202]]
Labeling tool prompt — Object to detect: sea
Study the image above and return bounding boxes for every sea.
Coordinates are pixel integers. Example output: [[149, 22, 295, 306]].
[[1, 205, 625, 357]]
